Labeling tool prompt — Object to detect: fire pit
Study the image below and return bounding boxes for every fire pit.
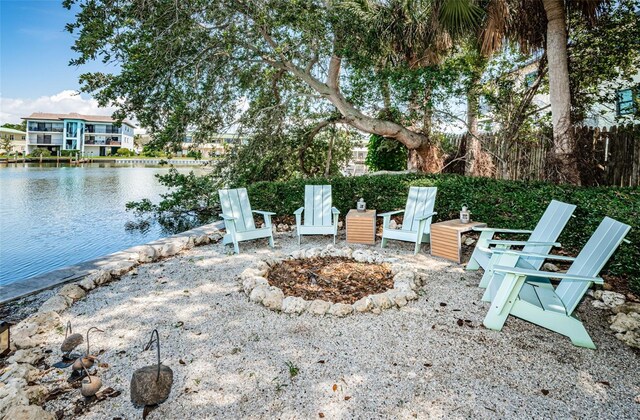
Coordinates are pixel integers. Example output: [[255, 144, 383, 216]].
[[239, 245, 421, 317]]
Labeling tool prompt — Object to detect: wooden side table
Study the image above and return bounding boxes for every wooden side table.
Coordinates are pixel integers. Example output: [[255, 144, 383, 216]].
[[430, 220, 486, 263], [346, 209, 376, 245]]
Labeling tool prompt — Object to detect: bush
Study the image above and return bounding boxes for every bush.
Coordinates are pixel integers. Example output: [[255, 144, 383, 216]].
[[186, 150, 202, 160], [30, 148, 51, 157], [116, 148, 135, 157], [365, 134, 407, 171], [244, 174, 639, 291], [60, 149, 80, 157]]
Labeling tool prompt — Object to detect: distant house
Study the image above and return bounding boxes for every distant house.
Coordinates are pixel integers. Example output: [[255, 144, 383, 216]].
[[22, 112, 136, 156], [138, 132, 248, 157], [0, 127, 27, 154]]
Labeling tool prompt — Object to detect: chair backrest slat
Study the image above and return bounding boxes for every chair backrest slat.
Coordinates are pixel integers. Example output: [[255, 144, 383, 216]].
[[304, 185, 333, 227], [219, 188, 255, 232], [557, 217, 630, 314], [522, 200, 576, 269], [403, 187, 437, 232]]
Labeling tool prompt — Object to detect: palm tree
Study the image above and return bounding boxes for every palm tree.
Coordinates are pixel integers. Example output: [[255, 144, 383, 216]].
[[480, 0, 605, 184]]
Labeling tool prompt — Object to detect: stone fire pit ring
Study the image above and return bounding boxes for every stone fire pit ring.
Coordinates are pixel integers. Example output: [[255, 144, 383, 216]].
[[239, 245, 422, 317]]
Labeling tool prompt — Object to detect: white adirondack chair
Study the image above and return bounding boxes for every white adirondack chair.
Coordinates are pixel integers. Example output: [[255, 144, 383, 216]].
[[482, 217, 631, 349], [218, 188, 275, 254], [379, 186, 437, 254], [294, 185, 340, 244], [467, 200, 576, 289]]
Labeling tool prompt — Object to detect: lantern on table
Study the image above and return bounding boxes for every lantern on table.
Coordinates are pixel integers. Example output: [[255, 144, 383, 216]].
[[1, 321, 11, 357], [460, 204, 471, 224], [357, 198, 367, 212]]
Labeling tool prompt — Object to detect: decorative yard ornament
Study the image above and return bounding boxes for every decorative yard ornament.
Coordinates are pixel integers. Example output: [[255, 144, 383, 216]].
[[130, 329, 174, 408], [357, 198, 367, 212], [80, 364, 103, 397], [72, 327, 104, 372], [61, 321, 84, 357], [0, 321, 11, 357], [460, 205, 471, 224]]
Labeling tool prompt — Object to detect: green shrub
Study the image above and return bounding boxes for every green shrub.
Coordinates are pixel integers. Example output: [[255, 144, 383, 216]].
[[116, 148, 135, 156], [30, 148, 51, 157], [186, 150, 202, 160], [243, 174, 640, 291], [365, 134, 407, 171], [60, 149, 80, 157]]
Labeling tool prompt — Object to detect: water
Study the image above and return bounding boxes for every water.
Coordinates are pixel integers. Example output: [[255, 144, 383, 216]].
[[0, 162, 203, 286]]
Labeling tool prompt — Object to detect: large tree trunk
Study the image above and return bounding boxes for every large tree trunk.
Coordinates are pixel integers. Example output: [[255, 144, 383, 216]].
[[542, 0, 580, 184], [465, 77, 481, 176]]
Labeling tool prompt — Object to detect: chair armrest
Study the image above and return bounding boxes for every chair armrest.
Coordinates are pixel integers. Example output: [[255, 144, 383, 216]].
[[378, 210, 404, 218], [486, 240, 561, 247], [253, 210, 276, 216], [219, 213, 237, 221], [491, 248, 576, 261], [473, 227, 534, 234], [492, 265, 603, 284], [293, 207, 304, 215], [331, 207, 340, 214], [414, 212, 437, 221]]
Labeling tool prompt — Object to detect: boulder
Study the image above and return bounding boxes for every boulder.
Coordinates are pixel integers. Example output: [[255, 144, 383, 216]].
[[104, 260, 137, 277], [240, 268, 262, 281], [389, 220, 398, 229], [610, 312, 640, 333], [194, 234, 210, 246], [602, 291, 626, 308], [59, 284, 86, 301], [591, 300, 608, 309], [404, 290, 419, 301], [353, 297, 373, 313], [77, 276, 96, 291], [0, 378, 29, 419], [612, 302, 640, 315], [615, 331, 640, 349], [307, 300, 332, 316], [370, 293, 393, 310], [463, 237, 476, 246], [12, 312, 60, 349], [7, 348, 43, 365], [242, 277, 257, 295], [0, 364, 39, 383], [38, 295, 70, 314], [328, 303, 353, 317], [593, 290, 603, 300], [135, 245, 158, 262], [249, 285, 269, 304], [25, 384, 49, 405], [542, 262, 559, 272], [388, 291, 408, 307], [4, 404, 55, 420], [86, 269, 111, 286], [305, 248, 320, 258], [282, 297, 309, 314], [337, 221, 344, 229], [352, 250, 370, 263], [341, 247, 353, 258], [262, 287, 284, 311]]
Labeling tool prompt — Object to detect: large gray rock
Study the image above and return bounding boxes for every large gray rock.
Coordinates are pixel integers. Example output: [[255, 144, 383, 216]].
[[601, 291, 626, 308], [615, 331, 640, 349], [7, 348, 43, 365], [4, 404, 55, 420], [307, 300, 332, 316], [610, 312, 640, 333], [353, 297, 373, 313], [0, 378, 29, 418], [242, 277, 257, 295], [77, 276, 96, 291], [370, 293, 393, 310], [38, 295, 70, 314], [104, 259, 138, 277], [12, 312, 61, 349], [59, 284, 86, 301], [25, 384, 49, 405], [86, 269, 112, 286], [262, 287, 284, 311], [0, 364, 38, 383], [282, 296, 309, 314], [328, 303, 353, 317], [132, 245, 158, 263], [352, 250, 370, 263], [612, 302, 640, 315], [249, 285, 269, 304]]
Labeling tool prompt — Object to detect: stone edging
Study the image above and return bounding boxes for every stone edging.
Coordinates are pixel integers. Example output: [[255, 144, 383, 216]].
[[239, 245, 422, 317]]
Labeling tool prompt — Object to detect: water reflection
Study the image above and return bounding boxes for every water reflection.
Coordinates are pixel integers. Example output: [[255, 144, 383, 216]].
[[0, 162, 203, 285]]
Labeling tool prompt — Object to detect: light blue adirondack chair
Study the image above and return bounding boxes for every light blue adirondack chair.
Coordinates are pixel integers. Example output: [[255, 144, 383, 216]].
[[218, 188, 275, 254], [483, 217, 631, 349], [467, 200, 576, 289], [294, 185, 340, 244], [379, 186, 437, 254]]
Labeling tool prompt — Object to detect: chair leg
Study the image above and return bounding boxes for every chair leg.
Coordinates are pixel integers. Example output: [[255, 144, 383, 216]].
[[381, 237, 387, 249], [268, 234, 275, 248], [233, 241, 240, 254], [413, 239, 422, 255], [333, 234, 336, 245], [298, 234, 301, 246], [483, 273, 524, 331]]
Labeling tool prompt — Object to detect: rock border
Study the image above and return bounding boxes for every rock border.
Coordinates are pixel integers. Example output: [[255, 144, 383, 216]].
[[239, 245, 422, 317]]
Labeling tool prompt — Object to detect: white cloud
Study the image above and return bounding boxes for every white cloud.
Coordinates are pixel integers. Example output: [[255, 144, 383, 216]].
[[0, 90, 118, 124]]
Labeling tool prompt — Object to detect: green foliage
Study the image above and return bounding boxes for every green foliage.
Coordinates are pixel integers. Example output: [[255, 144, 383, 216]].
[[60, 149, 80, 157], [116, 148, 135, 156], [186, 150, 202, 160], [30, 148, 51, 157], [129, 172, 639, 290], [365, 134, 407, 171], [141, 145, 165, 158], [1, 122, 26, 131]]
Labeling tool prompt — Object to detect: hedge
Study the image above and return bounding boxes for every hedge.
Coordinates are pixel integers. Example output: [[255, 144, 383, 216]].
[[241, 174, 639, 292]]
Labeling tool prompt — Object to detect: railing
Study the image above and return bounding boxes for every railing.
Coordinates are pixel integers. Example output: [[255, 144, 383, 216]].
[[28, 126, 63, 132], [86, 127, 121, 134], [85, 139, 121, 146]]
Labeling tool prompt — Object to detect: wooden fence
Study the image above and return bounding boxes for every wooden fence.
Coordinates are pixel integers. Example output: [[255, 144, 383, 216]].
[[443, 124, 640, 187]]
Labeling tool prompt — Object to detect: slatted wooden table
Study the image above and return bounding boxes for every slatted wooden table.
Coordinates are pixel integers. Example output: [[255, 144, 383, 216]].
[[346, 209, 376, 245], [430, 220, 486, 263]]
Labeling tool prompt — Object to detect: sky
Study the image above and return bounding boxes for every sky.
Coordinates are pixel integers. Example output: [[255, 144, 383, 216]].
[[0, 0, 118, 124]]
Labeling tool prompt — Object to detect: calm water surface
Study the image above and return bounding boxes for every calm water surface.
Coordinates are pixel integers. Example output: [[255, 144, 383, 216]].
[[0, 162, 203, 286]]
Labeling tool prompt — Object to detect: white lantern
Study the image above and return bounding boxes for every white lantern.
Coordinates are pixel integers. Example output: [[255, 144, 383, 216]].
[[460, 204, 471, 224], [357, 198, 366, 212]]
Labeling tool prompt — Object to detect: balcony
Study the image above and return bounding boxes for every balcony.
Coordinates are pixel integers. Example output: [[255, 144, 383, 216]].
[[85, 126, 121, 134], [85, 139, 121, 146], [28, 124, 63, 133]]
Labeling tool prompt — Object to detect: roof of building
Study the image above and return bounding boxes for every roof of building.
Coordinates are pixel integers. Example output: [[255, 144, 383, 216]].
[[0, 127, 26, 134], [22, 112, 136, 127]]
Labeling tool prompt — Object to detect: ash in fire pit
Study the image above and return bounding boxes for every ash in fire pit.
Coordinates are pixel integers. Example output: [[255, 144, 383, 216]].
[[267, 256, 393, 304], [239, 245, 422, 317]]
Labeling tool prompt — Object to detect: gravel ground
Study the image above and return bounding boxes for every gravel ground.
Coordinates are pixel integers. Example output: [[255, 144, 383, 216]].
[[39, 232, 640, 419]]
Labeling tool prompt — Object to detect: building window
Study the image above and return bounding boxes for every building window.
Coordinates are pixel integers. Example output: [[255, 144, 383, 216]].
[[525, 71, 537, 87], [617, 88, 636, 116], [9, 135, 14, 140]]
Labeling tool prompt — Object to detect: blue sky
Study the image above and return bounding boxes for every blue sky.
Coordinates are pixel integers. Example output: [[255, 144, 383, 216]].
[[0, 0, 117, 123]]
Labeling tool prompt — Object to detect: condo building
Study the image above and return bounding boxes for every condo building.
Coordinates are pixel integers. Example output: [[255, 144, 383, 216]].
[[22, 112, 135, 156]]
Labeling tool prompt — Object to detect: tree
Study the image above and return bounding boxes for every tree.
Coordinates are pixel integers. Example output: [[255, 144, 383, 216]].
[[1, 122, 26, 132], [1, 137, 12, 155], [480, 0, 606, 184], [64, 0, 482, 172]]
